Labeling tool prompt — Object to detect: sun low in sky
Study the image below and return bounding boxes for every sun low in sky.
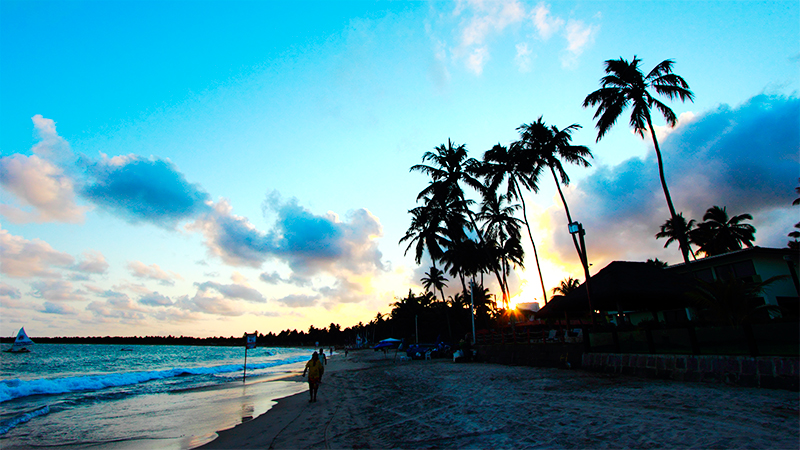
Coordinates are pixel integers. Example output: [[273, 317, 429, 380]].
[[1, 1, 798, 338]]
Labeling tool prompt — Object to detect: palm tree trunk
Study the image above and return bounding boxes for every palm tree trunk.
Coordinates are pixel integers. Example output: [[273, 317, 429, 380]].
[[550, 167, 588, 271], [512, 178, 548, 304], [550, 167, 595, 325], [646, 117, 691, 265]]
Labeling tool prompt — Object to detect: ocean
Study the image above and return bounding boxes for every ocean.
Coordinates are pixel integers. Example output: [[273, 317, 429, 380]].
[[0, 344, 317, 449]]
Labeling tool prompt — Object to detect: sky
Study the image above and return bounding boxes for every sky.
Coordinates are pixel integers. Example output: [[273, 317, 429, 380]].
[[1, 0, 798, 338]]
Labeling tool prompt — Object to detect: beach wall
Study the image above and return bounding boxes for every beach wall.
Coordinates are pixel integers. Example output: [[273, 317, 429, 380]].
[[476, 343, 584, 368], [581, 353, 800, 391]]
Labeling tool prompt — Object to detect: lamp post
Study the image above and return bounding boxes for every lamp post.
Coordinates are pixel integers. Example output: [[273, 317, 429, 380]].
[[469, 279, 477, 345], [569, 222, 596, 326]]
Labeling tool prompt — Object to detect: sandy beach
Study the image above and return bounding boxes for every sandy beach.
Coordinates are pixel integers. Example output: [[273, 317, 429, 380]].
[[200, 350, 799, 449]]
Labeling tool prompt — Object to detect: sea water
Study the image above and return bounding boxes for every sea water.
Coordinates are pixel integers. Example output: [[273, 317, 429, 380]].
[[0, 344, 317, 449]]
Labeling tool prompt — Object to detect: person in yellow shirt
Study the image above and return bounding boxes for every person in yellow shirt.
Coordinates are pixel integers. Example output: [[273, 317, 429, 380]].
[[302, 352, 324, 402]]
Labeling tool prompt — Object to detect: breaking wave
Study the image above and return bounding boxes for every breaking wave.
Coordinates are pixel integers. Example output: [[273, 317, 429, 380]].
[[0, 355, 307, 403]]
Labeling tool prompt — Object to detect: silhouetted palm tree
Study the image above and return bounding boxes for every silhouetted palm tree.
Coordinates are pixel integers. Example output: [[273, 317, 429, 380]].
[[410, 140, 505, 292], [655, 212, 697, 260], [481, 142, 549, 304], [552, 277, 581, 296], [690, 206, 756, 257], [583, 56, 694, 264], [477, 191, 524, 306], [517, 118, 592, 226], [421, 266, 448, 303], [399, 203, 448, 266], [517, 117, 593, 288]]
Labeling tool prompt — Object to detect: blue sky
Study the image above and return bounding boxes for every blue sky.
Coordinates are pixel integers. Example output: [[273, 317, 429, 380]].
[[1, 0, 798, 338]]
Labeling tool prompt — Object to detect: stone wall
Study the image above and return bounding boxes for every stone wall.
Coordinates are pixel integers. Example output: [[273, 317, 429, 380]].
[[581, 352, 799, 391], [476, 343, 584, 369]]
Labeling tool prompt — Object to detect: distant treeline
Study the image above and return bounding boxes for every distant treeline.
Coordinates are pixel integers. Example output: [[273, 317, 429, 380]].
[[1, 323, 367, 348], [3, 289, 498, 348]]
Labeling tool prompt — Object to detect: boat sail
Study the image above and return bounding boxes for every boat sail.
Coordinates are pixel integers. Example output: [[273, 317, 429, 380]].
[[5, 327, 34, 353]]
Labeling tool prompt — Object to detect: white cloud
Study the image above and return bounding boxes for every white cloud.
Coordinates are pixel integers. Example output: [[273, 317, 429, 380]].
[[515, 42, 533, 72], [74, 250, 109, 275], [562, 19, 597, 66], [0, 154, 89, 224], [0, 115, 88, 224], [0, 227, 75, 278], [531, 2, 564, 39], [29, 279, 86, 302], [453, 0, 526, 74]]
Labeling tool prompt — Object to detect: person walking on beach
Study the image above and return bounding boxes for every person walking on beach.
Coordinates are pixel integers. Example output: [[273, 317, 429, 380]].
[[319, 349, 327, 365], [302, 352, 324, 402]]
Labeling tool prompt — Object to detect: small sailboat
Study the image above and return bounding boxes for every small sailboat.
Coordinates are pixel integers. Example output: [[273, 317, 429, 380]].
[[4, 327, 34, 353]]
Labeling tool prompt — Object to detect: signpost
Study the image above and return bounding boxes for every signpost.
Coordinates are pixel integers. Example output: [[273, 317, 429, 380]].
[[243, 332, 257, 383]]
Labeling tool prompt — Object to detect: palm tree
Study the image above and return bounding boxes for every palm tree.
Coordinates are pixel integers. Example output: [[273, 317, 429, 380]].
[[421, 266, 448, 303], [655, 212, 697, 260], [399, 203, 447, 266], [690, 206, 756, 257], [517, 117, 593, 288], [481, 142, 549, 303], [583, 56, 694, 264], [411, 140, 506, 300], [552, 277, 581, 296], [517, 118, 592, 226], [477, 190, 523, 307]]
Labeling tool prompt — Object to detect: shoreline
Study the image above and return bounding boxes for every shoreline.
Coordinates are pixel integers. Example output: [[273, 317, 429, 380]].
[[197, 350, 798, 449]]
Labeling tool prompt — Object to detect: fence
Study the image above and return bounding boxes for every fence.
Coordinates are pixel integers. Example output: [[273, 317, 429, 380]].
[[477, 321, 799, 357]]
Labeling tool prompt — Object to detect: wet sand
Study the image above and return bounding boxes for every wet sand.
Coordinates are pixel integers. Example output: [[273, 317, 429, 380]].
[[200, 350, 799, 449]]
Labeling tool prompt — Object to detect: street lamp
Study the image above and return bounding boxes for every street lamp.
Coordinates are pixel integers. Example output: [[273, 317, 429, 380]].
[[569, 221, 596, 326]]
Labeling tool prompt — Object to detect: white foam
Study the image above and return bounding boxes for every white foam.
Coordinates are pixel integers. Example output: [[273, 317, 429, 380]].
[[0, 355, 308, 403], [0, 405, 50, 435]]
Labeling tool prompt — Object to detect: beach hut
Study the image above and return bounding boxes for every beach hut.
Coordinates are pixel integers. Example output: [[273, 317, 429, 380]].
[[536, 261, 695, 325]]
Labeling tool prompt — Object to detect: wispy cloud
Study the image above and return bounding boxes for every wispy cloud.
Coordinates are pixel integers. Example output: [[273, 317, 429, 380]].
[[515, 42, 533, 72], [29, 279, 86, 302], [531, 2, 564, 39], [195, 281, 266, 303], [0, 227, 74, 278], [562, 19, 598, 67], [0, 283, 21, 300], [452, 0, 526, 74], [439, 1, 598, 75], [127, 261, 183, 286]]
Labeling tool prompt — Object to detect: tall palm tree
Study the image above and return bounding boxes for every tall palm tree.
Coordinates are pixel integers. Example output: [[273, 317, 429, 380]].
[[477, 190, 523, 307], [421, 266, 448, 303], [655, 212, 697, 260], [517, 118, 592, 226], [411, 140, 505, 298], [583, 56, 694, 264], [481, 142, 549, 304], [690, 206, 756, 257], [552, 277, 581, 296], [517, 117, 593, 286]]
